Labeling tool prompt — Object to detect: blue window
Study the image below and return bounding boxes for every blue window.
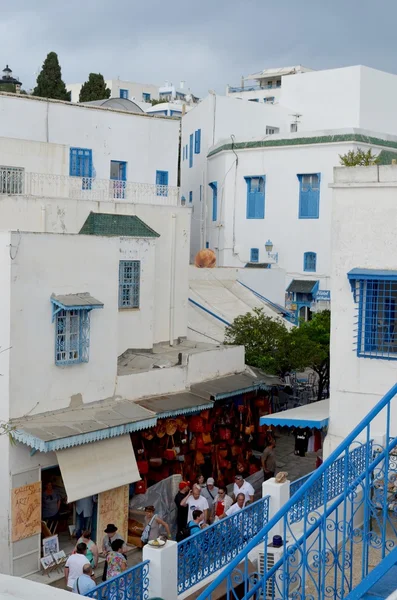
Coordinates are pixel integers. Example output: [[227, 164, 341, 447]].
[[189, 134, 193, 168], [120, 89, 129, 99], [142, 92, 151, 102], [55, 309, 90, 365], [119, 260, 140, 309], [189, 191, 193, 203], [156, 170, 169, 196], [209, 182, 217, 221], [298, 174, 320, 219], [245, 176, 265, 219], [250, 248, 259, 263], [249, 99, 259, 102], [69, 148, 93, 178], [303, 252, 317, 272], [110, 160, 127, 199], [206, 242, 209, 248], [348, 275, 397, 359], [264, 97, 275, 103], [194, 129, 201, 154]]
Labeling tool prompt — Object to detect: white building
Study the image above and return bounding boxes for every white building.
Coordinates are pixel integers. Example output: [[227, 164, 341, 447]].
[[226, 65, 313, 104], [67, 78, 160, 104], [0, 92, 264, 579], [326, 164, 397, 454], [182, 66, 397, 320]]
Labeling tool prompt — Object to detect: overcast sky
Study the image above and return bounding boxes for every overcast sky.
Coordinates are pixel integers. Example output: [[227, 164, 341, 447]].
[[3, 0, 397, 96]]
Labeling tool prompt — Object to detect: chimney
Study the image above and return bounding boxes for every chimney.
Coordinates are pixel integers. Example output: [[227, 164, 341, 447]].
[[180, 81, 185, 89]]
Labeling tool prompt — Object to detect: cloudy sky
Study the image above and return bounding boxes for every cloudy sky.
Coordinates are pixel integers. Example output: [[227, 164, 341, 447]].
[[3, 0, 397, 96]]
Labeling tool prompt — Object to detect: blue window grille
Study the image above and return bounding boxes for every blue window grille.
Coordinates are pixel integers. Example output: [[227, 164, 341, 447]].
[[303, 251, 317, 272], [156, 170, 169, 196], [55, 309, 90, 365], [245, 176, 265, 219], [142, 92, 151, 102], [120, 89, 129, 99], [189, 134, 193, 168], [250, 248, 259, 263], [349, 277, 397, 359], [194, 129, 201, 154], [298, 173, 320, 218], [119, 260, 140, 309], [209, 182, 217, 221], [189, 191, 193, 203]]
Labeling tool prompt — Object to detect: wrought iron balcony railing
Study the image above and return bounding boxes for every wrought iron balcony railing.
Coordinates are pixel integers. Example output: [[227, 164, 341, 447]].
[[85, 560, 150, 600], [0, 168, 181, 206]]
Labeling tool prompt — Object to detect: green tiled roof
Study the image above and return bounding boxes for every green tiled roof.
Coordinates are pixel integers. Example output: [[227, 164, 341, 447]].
[[79, 213, 160, 238], [207, 133, 397, 158]]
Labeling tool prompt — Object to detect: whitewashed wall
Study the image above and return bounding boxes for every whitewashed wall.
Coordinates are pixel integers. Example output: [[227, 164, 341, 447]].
[[327, 165, 397, 454], [0, 95, 179, 185], [67, 80, 160, 104]]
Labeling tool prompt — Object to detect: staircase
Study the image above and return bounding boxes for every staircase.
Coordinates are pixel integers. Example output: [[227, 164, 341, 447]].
[[196, 383, 397, 600]]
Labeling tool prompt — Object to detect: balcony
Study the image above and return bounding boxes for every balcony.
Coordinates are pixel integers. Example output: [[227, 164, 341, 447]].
[[228, 81, 282, 93], [0, 168, 181, 207]]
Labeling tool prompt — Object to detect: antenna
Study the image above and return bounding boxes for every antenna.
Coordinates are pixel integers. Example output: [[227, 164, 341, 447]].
[[289, 113, 302, 124]]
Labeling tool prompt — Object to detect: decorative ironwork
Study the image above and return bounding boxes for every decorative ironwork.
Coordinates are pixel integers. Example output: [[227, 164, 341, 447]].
[[85, 560, 150, 600], [1, 170, 182, 206], [119, 260, 140, 309], [290, 472, 313, 497], [177, 495, 270, 594], [55, 308, 90, 365], [197, 383, 397, 600]]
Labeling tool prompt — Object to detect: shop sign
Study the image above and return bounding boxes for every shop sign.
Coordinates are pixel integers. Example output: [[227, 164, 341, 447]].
[[315, 290, 331, 301], [11, 481, 42, 542], [98, 485, 129, 543]]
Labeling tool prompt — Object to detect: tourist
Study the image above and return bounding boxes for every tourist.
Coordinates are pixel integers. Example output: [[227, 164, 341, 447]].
[[212, 486, 233, 522], [75, 496, 94, 538], [233, 475, 254, 506], [142, 506, 172, 542], [174, 481, 190, 537], [42, 482, 61, 531], [106, 539, 127, 580], [64, 542, 90, 590], [180, 484, 209, 522], [72, 563, 96, 595], [201, 477, 219, 515], [197, 474, 206, 488], [261, 440, 277, 481], [75, 530, 98, 568], [187, 509, 205, 535], [225, 493, 246, 516], [101, 524, 127, 581]]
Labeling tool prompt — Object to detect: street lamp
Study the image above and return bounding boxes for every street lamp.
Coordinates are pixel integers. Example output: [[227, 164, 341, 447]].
[[265, 239, 278, 263]]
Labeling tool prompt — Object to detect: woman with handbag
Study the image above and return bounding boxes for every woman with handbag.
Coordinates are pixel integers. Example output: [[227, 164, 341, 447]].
[[141, 506, 172, 543]]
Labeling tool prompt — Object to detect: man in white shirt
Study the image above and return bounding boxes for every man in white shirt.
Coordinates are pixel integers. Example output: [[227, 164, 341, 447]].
[[64, 542, 90, 590], [180, 484, 209, 522], [226, 493, 246, 517], [233, 475, 254, 506]]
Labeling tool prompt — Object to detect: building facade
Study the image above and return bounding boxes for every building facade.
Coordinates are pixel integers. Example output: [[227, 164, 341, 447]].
[[67, 79, 160, 104]]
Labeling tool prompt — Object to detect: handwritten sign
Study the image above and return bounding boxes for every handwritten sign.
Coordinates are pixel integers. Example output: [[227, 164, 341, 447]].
[[98, 485, 129, 544], [11, 482, 42, 542]]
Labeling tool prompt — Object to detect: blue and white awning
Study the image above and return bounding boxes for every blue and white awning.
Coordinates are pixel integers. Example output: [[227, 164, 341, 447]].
[[260, 399, 329, 429]]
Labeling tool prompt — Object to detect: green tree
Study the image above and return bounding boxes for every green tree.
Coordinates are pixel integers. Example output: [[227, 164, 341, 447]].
[[151, 98, 168, 106], [225, 308, 331, 400], [339, 147, 379, 166], [79, 73, 111, 102], [33, 52, 70, 101]]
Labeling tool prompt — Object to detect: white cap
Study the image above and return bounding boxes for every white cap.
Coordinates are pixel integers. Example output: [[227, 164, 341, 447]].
[[207, 477, 215, 485]]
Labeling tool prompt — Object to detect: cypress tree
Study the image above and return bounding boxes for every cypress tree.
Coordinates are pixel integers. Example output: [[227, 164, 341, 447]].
[[33, 52, 70, 101], [79, 73, 111, 102]]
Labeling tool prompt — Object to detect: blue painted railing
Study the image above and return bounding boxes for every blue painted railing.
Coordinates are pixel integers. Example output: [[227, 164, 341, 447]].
[[290, 472, 313, 497], [85, 560, 150, 600], [177, 495, 270, 594], [197, 382, 397, 599]]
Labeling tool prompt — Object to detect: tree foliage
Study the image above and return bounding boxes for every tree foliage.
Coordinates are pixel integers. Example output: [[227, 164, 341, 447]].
[[225, 308, 330, 400], [33, 52, 70, 101], [151, 98, 168, 106], [339, 147, 379, 167], [79, 73, 111, 102]]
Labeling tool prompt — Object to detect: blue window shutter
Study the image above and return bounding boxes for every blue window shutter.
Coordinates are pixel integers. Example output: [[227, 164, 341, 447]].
[[156, 170, 168, 196], [245, 176, 265, 219], [303, 252, 316, 272], [189, 135, 193, 168], [195, 129, 201, 154], [206, 242, 209, 249], [189, 191, 193, 203], [70, 148, 92, 177], [298, 174, 320, 218], [250, 248, 259, 263], [120, 89, 128, 99]]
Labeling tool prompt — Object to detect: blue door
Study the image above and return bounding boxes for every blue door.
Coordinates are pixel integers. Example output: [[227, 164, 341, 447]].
[[156, 170, 169, 196], [110, 161, 127, 199]]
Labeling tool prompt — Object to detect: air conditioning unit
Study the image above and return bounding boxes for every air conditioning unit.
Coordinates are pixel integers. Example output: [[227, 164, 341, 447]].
[[258, 544, 300, 599]]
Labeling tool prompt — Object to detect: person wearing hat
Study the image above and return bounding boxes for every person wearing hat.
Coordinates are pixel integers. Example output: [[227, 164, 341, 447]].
[[174, 481, 190, 537], [101, 524, 127, 581], [201, 478, 219, 519]]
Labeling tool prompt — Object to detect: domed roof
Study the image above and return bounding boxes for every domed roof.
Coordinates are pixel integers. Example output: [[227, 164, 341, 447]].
[[80, 97, 144, 113]]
